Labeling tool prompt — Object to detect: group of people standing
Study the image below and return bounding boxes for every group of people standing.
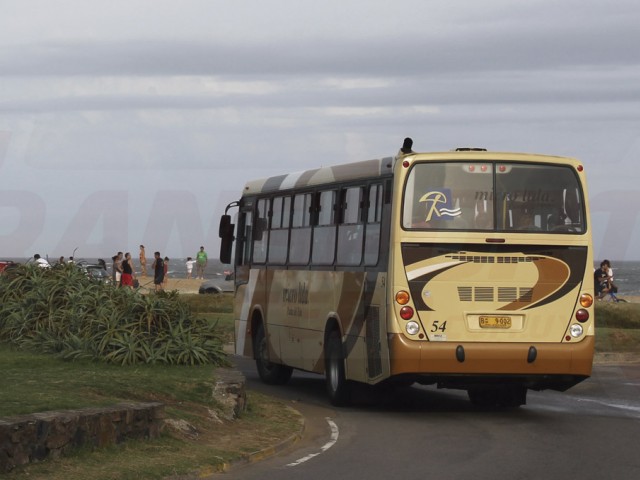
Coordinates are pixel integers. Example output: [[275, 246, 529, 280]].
[[110, 251, 138, 289], [115, 245, 208, 292], [134, 245, 169, 292], [594, 259, 619, 302], [31, 245, 209, 294]]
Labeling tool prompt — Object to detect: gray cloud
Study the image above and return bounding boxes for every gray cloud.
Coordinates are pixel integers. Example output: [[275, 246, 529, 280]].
[[1, 0, 640, 258]]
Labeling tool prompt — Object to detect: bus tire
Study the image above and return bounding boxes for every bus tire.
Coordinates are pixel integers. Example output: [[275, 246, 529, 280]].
[[325, 330, 351, 406], [254, 324, 293, 385]]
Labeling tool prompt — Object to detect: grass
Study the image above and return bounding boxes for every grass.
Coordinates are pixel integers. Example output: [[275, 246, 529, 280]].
[[2, 293, 638, 478], [0, 294, 235, 419], [4, 391, 301, 480], [182, 293, 235, 343], [0, 343, 301, 479], [0, 343, 217, 417], [594, 301, 640, 353], [1, 293, 300, 479]]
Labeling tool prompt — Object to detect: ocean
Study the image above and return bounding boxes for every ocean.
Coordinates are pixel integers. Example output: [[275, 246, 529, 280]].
[[1, 257, 231, 282], [4, 256, 640, 297], [600, 261, 640, 297]]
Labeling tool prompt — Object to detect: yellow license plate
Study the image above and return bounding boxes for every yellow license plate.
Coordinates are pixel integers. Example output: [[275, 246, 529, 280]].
[[479, 316, 512, 328]]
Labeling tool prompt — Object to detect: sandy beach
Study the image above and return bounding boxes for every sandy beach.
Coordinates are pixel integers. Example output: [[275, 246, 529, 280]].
[[137, 277, 214, 294]]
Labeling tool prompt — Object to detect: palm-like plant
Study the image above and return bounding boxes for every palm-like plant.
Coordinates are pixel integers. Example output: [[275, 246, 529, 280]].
[[0, 264, 227, 366]]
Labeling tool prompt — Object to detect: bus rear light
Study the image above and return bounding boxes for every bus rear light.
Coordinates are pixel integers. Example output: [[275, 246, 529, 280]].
[[403, 160, 410, 168], [575, 309, 589, 322], [400, 306, 414, 320], [406, 321, 420, 335], [395, 290, 410, 305], [580, 294, 593, 308], [570, 324, 584, 338]]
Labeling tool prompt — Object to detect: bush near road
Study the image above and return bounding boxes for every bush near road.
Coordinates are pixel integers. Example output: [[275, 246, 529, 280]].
[[0, 286, 297, 479], [0, 264, 227, 366]]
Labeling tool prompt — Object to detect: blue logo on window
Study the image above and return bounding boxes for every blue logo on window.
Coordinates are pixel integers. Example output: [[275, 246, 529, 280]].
[[419, 189, 461, 221]]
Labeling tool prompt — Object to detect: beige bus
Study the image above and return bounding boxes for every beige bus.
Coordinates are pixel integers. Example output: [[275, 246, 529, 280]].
[[219, 140, 595, 407]]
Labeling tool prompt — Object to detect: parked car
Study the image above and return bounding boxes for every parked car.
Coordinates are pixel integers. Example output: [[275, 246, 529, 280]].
[[76, 261, 111, 284], [0, 260, 18, 274], [199, 280, 222, 294]]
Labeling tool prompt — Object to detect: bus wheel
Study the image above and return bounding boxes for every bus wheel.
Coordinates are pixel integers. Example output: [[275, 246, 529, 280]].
[[468, 386, 527, 408], [254, 324, 293, 385], [325, 330, 351, 406]]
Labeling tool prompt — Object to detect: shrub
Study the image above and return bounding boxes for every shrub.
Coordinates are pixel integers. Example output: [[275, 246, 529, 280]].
[[0, 264, 228, 366], [594, 301, 640, 330]]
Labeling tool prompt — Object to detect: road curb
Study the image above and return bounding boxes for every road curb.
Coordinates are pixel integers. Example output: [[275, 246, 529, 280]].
[[190, 405, 305, 479], [227, 407, 305, 470]]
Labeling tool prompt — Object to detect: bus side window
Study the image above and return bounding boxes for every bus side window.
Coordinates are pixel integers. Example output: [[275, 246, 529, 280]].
[[289, 193, 312, 264], [240, 210, 253, 266], [312, 190, 337, 265], [252, 198, 269, 263], [268, 196, 290, 264], [337, 187, 364, 265], [364, 183, 382, 266]]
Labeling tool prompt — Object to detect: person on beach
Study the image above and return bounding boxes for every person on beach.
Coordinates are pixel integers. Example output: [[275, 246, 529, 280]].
[[152, 252, 164, 292], [594, 262, 609, 299], [196, 246, 208, 279], [33, 254, 50, 268], [139, 245, 147, 277], [163, 257, 169, 288], [121, 252, 136, 289], [602, 259, 620, 302], [595, 260, 619, 302], [112, 252, 123, 286], [186, 257, 196, 279]]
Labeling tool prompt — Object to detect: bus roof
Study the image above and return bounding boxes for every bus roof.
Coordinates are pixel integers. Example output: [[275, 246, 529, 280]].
[[242, 157, 394, 195], [241, 150, 583, 196]]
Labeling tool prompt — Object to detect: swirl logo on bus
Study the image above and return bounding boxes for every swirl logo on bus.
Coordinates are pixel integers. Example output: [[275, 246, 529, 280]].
[[419, 190, 461, 222]]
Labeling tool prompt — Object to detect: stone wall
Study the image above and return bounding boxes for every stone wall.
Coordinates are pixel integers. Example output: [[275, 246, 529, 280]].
[[213, 367, 247, 420], [0, 367, 247, 473], [0, 402, 165, 473]]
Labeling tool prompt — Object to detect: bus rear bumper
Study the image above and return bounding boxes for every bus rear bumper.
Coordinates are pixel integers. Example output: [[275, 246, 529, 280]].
[[388, 334, 595, 391]]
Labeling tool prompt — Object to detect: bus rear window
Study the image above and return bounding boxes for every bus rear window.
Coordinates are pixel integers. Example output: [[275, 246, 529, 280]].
[[402, 162, 585, 233]]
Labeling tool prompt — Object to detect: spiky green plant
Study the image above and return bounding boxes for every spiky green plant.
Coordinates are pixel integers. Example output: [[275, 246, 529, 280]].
[[0, 263, 228, 366]]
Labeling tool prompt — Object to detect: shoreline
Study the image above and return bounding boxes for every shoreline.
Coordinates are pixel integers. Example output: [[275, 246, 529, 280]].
[[141, 280, 639, 303], [137, 277, 229, 294]]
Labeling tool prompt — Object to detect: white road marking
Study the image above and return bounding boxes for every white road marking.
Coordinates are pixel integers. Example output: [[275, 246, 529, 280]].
[[576, 397, 640, 416], [286, 417, 339, 467]]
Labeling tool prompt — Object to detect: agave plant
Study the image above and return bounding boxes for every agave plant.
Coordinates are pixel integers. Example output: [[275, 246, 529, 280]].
[[0, 263, 227, 366]]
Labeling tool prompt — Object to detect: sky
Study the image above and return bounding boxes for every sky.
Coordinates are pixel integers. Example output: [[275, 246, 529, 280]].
[[1, 0, 640, 261]]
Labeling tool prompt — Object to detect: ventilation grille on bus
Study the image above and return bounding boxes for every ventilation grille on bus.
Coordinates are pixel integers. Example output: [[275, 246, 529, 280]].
[[457, 286, 534, 303], [366, 306, 383, 379], [446, 255, 541, 264]]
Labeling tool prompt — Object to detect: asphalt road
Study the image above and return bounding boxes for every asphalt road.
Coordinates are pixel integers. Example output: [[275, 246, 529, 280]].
[[221, 357, 640, 479]]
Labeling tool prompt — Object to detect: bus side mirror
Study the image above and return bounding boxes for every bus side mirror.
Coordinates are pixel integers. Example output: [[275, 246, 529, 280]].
[[219, 215, 235, 264]]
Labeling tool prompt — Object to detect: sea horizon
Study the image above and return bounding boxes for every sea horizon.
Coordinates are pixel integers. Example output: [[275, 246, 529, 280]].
[[3, 257, 639, 297]]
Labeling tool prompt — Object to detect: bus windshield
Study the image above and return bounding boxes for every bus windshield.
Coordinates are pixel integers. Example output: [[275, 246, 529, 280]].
[[402, 162, 585, 233]]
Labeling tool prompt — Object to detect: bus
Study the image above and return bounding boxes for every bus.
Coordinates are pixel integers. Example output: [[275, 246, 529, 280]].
[[219, 139, 595, 407]]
